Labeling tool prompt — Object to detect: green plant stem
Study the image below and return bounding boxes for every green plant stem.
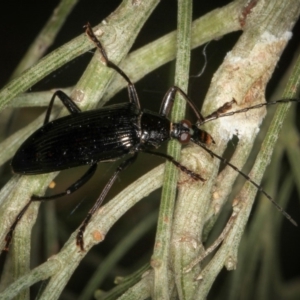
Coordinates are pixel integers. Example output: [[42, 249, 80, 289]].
[[0, 165, 164, 300], [196, 34, 300, 300], [7, 0, 241, 109], [11, 0, 79, 79], [1, 0, 299, 299], [151, 1, 192, 299], [0, 1, 243, 298], [0, 1, 160, 298], [95, 263, 151, 300], [171, 0, 300, 298], [0, 1, 243, 168], [79, 210, 158, 300]]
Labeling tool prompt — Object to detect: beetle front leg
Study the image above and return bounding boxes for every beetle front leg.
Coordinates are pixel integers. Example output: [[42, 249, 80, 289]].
[[85, 23, 141, 110], [159, 86, 205, 122]]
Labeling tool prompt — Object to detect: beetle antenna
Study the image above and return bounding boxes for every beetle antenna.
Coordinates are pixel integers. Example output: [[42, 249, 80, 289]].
[[201, 98, 300, 124], [195, 142, 298, 226]]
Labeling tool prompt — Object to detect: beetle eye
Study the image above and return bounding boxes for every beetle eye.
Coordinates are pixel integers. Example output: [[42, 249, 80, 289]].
[[181, 119, 191, 128], [179, 132, 190, 144]]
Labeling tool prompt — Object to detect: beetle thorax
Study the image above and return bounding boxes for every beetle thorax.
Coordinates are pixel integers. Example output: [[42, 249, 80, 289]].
[[140, 111, 170, 148]]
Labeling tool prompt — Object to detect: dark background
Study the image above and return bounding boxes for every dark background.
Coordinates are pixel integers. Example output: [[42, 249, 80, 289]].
[[0, 1, 299, 299]]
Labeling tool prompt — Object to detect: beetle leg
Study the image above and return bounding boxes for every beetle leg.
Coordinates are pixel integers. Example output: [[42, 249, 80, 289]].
[[143, 150, 206, 182], [2, 164, 97, 252], [2, 200, 32, 252], [44, 90, 81, 125], [159, 86, 205, 123], [31, 164, 98, 201], [85, 22, 141, 110], [76, 154, 138, 251]]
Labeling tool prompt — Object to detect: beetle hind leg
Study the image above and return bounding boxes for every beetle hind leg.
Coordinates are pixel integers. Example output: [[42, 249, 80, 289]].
[[2, 164, 97, 253]]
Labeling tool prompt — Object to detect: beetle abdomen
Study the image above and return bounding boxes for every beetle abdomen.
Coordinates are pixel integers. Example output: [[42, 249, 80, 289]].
[[12, 103, 140, 174]]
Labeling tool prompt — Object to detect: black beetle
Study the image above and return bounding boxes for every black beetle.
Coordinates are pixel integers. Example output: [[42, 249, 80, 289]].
[[5, 23, 297, 252]]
